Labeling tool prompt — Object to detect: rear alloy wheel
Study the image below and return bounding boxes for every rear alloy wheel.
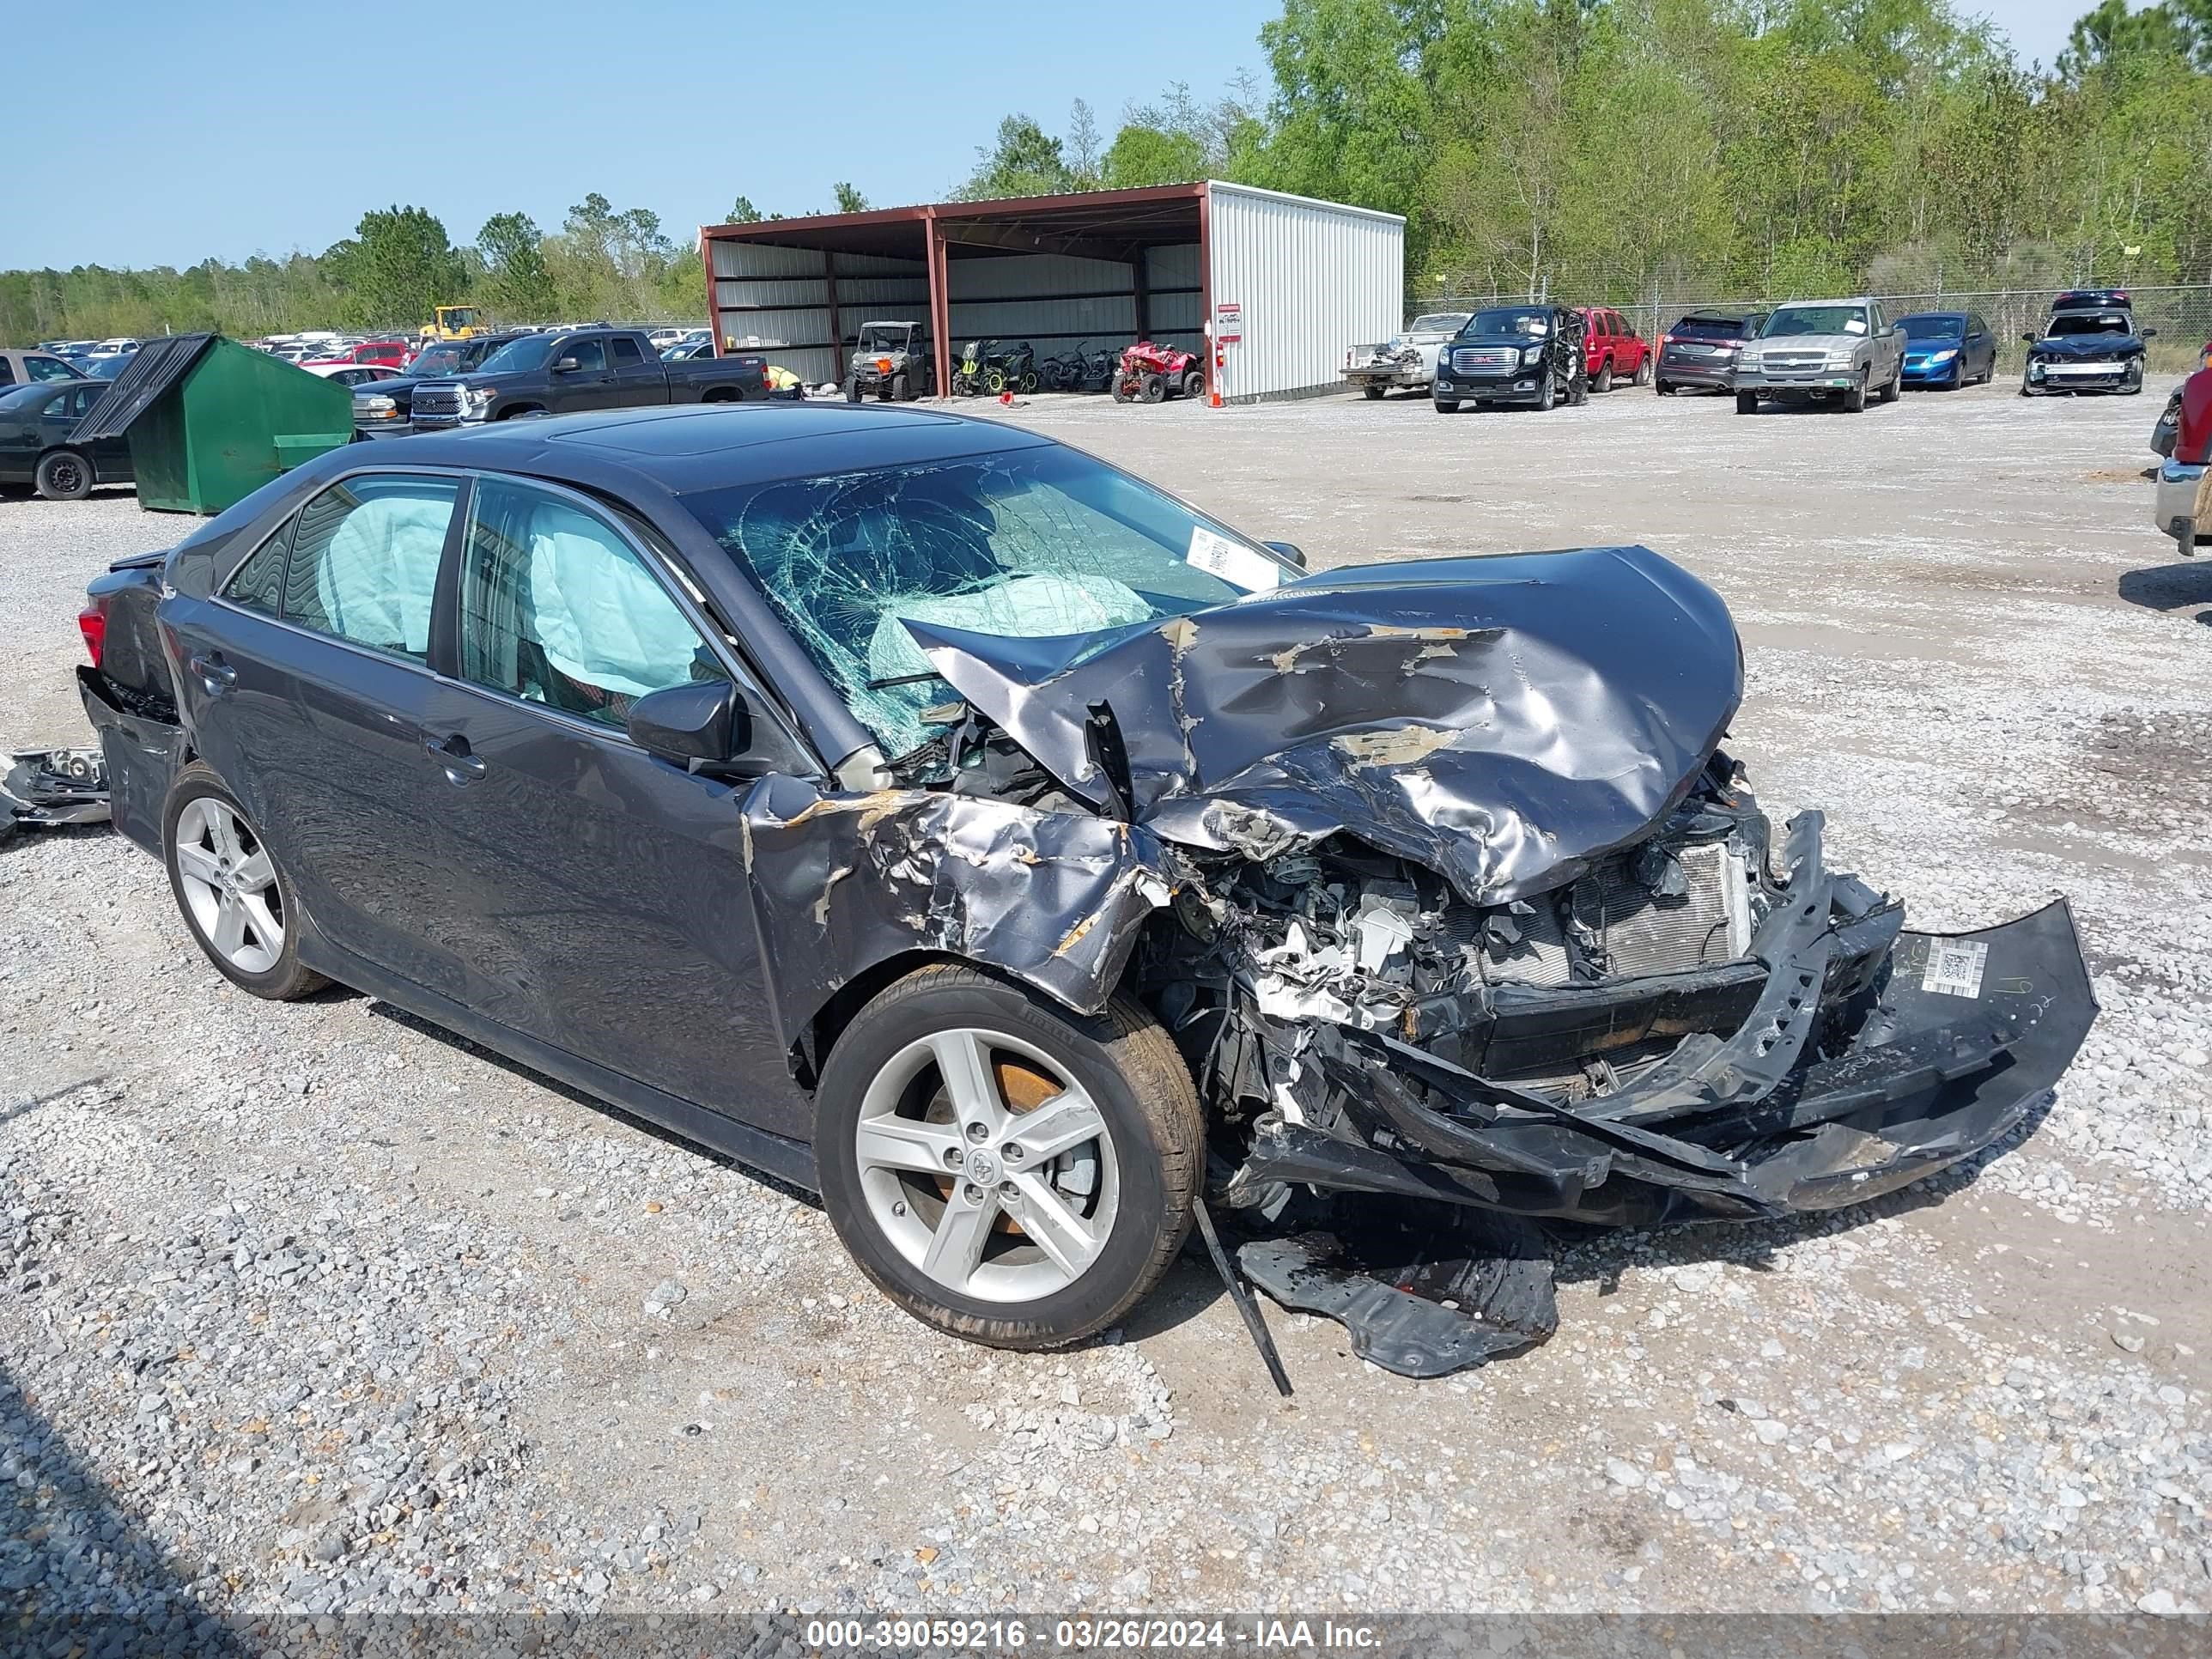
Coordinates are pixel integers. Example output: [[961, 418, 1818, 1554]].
[[816, 966, 1202, 1348], [1593, 361, 1613, 394], [34, 449, 92, 501], [162, 764, 327, 1000]]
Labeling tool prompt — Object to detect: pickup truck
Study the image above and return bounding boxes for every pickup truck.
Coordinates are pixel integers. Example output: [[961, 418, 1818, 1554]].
[[1733, 298, 1906, 413], [408, 328, 769, 430], [1344, 313, 1470, 398]]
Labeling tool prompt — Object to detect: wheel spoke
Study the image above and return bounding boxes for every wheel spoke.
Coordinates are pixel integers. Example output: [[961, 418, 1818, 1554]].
[[921, 1184, 999, 1289], [240, 892, 284, 952], [928, 1030, 1004, 1133], [1006, 1087, 1103, 1163], [212, 893, 247, 957], [1006, 1174, 1103, 1281], [174, 842, 222, 889], [233, 848, 276, 894], [854, 1114, 962, 1176], [207, 807, 241, 862]]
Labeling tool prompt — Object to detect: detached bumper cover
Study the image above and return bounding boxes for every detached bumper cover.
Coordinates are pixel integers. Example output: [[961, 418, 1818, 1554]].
[[1224, 815, 2097, 1375]]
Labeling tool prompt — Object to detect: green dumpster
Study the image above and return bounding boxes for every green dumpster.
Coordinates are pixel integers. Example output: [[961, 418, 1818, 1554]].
[[68, 333, 354, 514]]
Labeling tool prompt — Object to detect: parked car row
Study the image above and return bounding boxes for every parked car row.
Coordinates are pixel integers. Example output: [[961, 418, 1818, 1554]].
[[1383, 289, 2156, 416]]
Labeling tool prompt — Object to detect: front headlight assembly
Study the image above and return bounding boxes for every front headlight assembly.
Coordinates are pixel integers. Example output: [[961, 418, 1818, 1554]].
[[1522, 344, 1545, 367]]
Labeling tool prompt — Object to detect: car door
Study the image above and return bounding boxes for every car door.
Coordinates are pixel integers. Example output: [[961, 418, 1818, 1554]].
[[409, 472, 817, 1137], [166, 469, 474, 994], [54, 382, 131, 480], [1970, 313, 1995, 379], [607, 334, 670, 405], [549, 337, 616, 412]]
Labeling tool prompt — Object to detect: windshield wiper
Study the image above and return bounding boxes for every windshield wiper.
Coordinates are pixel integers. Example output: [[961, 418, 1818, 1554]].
[[866, 670, 946, 690]]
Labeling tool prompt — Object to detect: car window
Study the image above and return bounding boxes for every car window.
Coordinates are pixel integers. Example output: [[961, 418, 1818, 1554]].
[[0, 362, 13, 386], [563, 339, 607, 372], [67, 385, 105, 417], [281, 475, 459, 663], [459, 477, 726, 728], [611, 337, 644, 366], [221, 522, 294, 618], [27, 356, 77, 381]]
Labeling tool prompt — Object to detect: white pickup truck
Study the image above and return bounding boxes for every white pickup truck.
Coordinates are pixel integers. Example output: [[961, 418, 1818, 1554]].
[[1345, 313, 1471, 399]]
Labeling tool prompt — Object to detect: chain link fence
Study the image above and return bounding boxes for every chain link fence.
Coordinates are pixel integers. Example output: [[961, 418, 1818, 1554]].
[[1425, 281, 2212, 374]]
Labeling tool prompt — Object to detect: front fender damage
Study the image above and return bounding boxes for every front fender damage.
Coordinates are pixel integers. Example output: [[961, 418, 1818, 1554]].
[[738, 774, 1176, 1060]]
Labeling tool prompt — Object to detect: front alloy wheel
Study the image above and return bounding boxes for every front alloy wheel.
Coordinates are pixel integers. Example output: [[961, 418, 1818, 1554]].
[[816, 966, 1202, 1348]]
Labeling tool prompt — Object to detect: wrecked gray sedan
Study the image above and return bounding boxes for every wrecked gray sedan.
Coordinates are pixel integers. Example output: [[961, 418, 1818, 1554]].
[[75, 404, 2095, 1378]]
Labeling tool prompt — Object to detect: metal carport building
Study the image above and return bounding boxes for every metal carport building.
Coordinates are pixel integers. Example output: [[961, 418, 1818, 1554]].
[[699, 181, 1402, 405]]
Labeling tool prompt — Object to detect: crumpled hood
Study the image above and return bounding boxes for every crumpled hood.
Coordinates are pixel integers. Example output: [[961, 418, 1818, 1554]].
[[2031, 332, 2145, 358], [905, 544, 1743, 906]]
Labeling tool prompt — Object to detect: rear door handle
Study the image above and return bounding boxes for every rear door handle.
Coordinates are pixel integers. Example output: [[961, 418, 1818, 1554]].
[[188, 653, 235, 695], [422, 732, 486, 784]]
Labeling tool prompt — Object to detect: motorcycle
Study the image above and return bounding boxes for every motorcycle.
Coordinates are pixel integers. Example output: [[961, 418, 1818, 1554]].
[[1111, 339, 1206, 404], [1078, 344, 1118, 394], [1039, 341, 1091, 392]]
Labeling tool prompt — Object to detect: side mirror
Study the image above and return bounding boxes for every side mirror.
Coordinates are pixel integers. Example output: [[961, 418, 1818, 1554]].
[[1264, 540, 1308, 570], [627, 680, 751, 775], [2021, 333, 2038, 345], [553, 356, 580, 374], [2143, 326, 2160, 339]]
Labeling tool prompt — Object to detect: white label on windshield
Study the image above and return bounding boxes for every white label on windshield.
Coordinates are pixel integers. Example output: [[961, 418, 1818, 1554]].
[[1188, 525, 1282, 592], [1844, 318, 1867, 334]]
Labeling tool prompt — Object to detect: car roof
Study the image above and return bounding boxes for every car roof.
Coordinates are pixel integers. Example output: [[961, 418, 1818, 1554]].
[[1899, 310, 1968, 320], [369, 402, 1054, 494]]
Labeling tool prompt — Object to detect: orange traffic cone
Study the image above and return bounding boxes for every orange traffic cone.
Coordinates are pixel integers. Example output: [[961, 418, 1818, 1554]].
[[999, 390, 1013, 405]]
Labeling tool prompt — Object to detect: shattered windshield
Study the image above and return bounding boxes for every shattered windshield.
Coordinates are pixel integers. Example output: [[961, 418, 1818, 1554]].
[[684, 446, 1284, 757]]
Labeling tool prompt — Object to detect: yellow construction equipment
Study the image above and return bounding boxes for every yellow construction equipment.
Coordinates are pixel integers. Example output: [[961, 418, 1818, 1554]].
[[418, 306, 483, 342]]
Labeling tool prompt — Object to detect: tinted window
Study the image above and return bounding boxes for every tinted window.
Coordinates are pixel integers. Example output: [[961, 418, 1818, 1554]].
[[66, 385, 106, 418], [1671, 316, 1747, 340], [282, 476, 459, 663], [1459, 308, 1551, 339], [0, 362, 13, 386], [27, 356, 78, 382], [475, 335, 557, 374], [563, 339, 607, 372], [1902, 315, 1966, 340], [459, 478, 724, 728], [222, 524, 292, 618], [611, 337, 644, 366]]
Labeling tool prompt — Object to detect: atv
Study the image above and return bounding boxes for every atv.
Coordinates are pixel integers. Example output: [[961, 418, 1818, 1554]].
[[843, 320, 934, 403], [1112, 339, 1206, 403]]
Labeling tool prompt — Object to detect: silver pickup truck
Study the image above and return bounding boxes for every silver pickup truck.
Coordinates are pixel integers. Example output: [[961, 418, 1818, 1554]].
[[1345, 313, 1471, 398], [1733, 297, 1907, 413]]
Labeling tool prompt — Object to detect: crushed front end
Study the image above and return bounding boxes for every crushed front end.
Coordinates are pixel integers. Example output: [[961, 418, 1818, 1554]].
[[1133, 757, 2095, 1376]]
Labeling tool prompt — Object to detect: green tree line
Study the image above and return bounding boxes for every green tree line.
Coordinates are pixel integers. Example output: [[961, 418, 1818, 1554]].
[[6, 0, 2209, 343]]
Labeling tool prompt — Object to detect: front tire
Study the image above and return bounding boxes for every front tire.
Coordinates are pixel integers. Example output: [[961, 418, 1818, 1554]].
[[34, 449, 92, 501], [1879, 362, 1902, 403], [1536, 372, 1556, 412], [162, 763, 327, 1001], [1432, 398, 1460, 414], [1844, 371, 1868, 413], [1736, 391, 1758, 414], [814, 966, 1203, 1349], [1137, 371, 1165, 404]]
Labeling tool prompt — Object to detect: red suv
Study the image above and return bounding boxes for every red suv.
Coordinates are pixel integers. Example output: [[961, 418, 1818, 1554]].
[[1577, 308, 1650, 392]]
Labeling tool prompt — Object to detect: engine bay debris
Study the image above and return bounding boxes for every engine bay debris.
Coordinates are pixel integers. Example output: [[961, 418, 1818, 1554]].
[[2, 746, 110, 841]]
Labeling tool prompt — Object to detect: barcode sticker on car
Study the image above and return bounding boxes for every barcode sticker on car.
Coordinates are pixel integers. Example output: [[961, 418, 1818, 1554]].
[[1188, 525, 1282, 592], [1922, 939, 1988, 999]]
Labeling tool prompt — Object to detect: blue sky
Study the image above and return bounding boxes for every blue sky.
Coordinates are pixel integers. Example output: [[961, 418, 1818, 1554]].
[[4, 0, 2087, 271]]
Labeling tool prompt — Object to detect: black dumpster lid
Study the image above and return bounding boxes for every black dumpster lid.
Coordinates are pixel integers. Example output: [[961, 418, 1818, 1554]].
[[70, 333, 218, 443]]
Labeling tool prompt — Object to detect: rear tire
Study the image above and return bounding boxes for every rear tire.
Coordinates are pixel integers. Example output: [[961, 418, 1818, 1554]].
[[161, 763, 328, 1002], [1632, 356, 1651, 386], [813, 965, 1203, 1350], [1362, 384, 1385, 400], [34, 449, 92, 501]]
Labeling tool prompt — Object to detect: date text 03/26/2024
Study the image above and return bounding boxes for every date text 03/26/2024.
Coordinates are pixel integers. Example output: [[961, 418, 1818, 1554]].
[[805, 1620, 1381, 1650]]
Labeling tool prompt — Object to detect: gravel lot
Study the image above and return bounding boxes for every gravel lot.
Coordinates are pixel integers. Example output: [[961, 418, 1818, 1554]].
[[3, 381, 2209, 1634]]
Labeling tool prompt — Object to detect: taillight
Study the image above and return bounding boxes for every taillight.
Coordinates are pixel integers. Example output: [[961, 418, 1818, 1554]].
[[78, 599, 107, 668]]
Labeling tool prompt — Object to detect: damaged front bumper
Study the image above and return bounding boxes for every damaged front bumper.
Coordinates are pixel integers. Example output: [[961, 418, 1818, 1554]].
[[1218, 814, 2097, 1375]]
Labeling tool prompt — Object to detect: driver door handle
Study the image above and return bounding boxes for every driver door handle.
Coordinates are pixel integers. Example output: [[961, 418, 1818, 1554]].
[[422, 732, 486, 784]]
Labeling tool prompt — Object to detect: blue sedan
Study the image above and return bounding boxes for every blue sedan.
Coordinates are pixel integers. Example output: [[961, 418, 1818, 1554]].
[[1899, 311, 1997, 388]]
